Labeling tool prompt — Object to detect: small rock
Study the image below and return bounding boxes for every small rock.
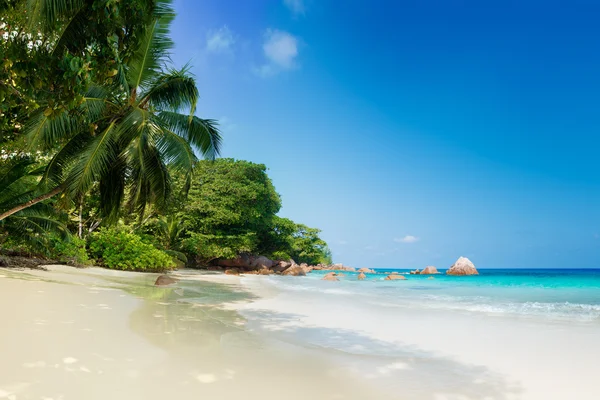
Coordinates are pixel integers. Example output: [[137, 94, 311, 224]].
[[385, 274, 407, 280], [155, 275, 177, 286], [357, 272, 366, 280], [282, 265, 306, 276], [421, 266, 440, 275], [322, 275, 339, 281], [225, 269, 240, 275], [258, 269, 273, 275]]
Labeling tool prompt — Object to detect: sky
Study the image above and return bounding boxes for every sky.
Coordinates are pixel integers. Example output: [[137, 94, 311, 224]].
[[170, 0, 600, 269]]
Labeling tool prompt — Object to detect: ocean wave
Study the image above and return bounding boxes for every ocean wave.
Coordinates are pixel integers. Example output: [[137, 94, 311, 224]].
[[370, 297, 600, 322]]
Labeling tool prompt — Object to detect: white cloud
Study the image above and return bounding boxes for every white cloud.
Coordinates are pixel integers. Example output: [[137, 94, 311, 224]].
[[257, 29, 299, 76], [394, 235, 419, 244], [206, 26, 235, 53], [284, 0, 305, 16]]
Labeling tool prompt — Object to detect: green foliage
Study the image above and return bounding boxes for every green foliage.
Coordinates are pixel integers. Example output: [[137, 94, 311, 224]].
[[0, 156, 70, 251], [47, 235, 89, 265], [181, 232, 257, 265], [0, 0, 162, 142], [89, 226, 175, 272], [174, 159, 331, 266], [177, 159, 278, 263], [260, 216, 332, 265], [185, 159, 281, 233]]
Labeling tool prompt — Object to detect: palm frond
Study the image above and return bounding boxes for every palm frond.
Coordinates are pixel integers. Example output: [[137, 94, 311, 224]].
[[80, 85, 113, 122], [98, 154, 127, 224], [155, 125, 197, 173], [126, 9, 175, 93], [50, 2, 87, 55], [127, 135, 170, 218], [0, 158, 37, 202], [43, 129, 91, 187], [24, 108, 81, 151], [27, 0, 85, 31], [157, 111, 221, 160], [140, 65, 198, 112], [65, 121, 119, 199]]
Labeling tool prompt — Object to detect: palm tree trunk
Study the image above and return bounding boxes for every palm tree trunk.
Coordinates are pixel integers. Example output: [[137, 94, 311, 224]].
[[0, 186, 64, 222], [78, 200, 83, 239]]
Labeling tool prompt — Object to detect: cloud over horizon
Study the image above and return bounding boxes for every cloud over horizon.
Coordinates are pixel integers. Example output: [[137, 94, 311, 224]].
[[394, 235, 419, 244]]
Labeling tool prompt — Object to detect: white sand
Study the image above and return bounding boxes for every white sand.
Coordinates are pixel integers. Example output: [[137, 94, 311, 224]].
[[0, 267, 385, 400]]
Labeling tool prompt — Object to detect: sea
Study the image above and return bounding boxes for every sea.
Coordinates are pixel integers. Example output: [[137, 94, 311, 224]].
[[234, 268, 600, 398], [247, 268, 600, 323]]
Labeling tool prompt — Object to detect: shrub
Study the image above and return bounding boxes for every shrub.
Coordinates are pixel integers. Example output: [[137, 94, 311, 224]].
[[48, 235, 90, 265], [89, 227, 175, 272]]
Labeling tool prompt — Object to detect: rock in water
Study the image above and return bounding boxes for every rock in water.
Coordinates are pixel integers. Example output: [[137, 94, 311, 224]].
[[155, 275, 177, 286], [357, 272, 366, 280], [282, 265, 306, 276], [300, 263, 314, 274], [420, 266, 440, 275], [322, 275, 339, 281], [271, 261, 290, 273], [358, 267, 375, 273], [446, 257, 479, 276], [385, 274, 407, 280]]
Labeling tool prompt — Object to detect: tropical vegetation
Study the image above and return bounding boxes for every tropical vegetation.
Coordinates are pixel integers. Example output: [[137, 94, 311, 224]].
[[0, 0, 331, 271]]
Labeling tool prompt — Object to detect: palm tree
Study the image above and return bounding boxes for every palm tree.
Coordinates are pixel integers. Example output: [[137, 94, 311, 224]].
[[0, 0, 221, 223], [0, 157, 69, 250]]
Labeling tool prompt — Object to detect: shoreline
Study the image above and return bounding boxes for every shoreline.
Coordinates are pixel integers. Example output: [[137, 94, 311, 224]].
[[0, 265, 388, 400], [2, 265, 600, 400], [234, 273, 600, 400]]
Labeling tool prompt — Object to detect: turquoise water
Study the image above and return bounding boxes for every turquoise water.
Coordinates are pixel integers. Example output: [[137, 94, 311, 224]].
[[278, 268, 600, 322]]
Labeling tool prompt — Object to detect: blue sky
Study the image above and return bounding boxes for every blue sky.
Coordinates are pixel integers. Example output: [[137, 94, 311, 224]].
[[170, 0, 600, 269]]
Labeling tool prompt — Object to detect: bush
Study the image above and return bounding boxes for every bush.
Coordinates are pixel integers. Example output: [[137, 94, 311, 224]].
[[89, 227, 175, 272], [48, 235, 90, 265]]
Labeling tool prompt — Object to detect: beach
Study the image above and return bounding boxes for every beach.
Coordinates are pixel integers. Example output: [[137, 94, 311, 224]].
[[1, 266, 599, 400]]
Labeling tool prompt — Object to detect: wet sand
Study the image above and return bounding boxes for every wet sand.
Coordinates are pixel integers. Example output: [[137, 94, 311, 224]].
[[0, 266, 384, 400]]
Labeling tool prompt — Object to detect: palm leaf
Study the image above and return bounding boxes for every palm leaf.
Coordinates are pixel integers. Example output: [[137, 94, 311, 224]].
[[139, 66, 198, 112], [27, 0, 85, 31], [126, 10, 175, 93], [155, 125, 197, 173], [65, 121, 119, 198], [23, 108, 81, 151], [98, 154, 127, 224], [156, 111, 221, 160]]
